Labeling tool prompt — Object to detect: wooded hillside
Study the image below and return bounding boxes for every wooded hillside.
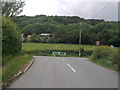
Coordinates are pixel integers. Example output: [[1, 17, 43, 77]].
[[12, 15, 119, 47]]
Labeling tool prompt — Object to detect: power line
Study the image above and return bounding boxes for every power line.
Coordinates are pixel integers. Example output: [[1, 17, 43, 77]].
[[92, 2, 112, 19]]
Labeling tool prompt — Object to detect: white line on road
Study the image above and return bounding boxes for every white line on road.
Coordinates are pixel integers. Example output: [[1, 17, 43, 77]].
[[62, 59, 65, 61], [66, 63, 76, 72]]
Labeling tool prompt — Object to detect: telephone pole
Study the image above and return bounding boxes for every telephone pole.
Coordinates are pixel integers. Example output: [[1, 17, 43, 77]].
[[79, 22, 82, 56]]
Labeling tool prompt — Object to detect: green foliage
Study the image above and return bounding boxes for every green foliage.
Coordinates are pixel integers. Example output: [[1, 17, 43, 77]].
[[92, 46, 113, 59], [22, 22, 56, 35], [79, 47, 93, 56], [2, 0, 25, 17], [12, 15, 119, 47], [2, 54, 33, 83], [28, 34, 40, 43], [22, 43, 94, 57], [108, 35, 120, 47], [91, 58, 119, 72], [91, 46, 119, 72], [111, 49, 120, 66], [2, 17, 22, 65]]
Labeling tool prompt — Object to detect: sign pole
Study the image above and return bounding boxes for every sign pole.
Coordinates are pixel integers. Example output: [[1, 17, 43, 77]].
[[79, 22, 82, 56]]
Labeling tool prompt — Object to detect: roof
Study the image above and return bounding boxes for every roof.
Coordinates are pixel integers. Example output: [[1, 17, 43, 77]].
[[40, 33, 50, 36]]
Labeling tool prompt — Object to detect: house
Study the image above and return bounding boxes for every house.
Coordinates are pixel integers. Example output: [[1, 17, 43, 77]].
[[27, 35, 32, 39], [40, 33, 52, 37], [21, 33, 25, 42]]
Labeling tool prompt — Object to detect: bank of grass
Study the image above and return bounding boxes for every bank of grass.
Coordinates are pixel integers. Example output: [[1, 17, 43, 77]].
[[91, 59, 119, 72], [91, 47, 119, 73], [2, 54, 33, 83]]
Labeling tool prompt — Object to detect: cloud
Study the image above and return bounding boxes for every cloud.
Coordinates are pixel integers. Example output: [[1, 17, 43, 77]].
[[56, 1, 118, 21], [20, 0, 118, 21]]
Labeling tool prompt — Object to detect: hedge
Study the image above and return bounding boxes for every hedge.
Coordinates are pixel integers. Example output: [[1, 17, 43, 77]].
[[23, 49, 93, 57], [91, 46, 119, 71], [2, 17, 22, 65]]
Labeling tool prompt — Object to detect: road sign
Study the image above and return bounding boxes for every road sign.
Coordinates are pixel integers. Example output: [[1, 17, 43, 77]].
[[96, 41, 100, 46], [52, 52, 66, 56]]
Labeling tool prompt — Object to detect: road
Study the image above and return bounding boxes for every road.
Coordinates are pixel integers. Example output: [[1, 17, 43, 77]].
[[9, 56, 118, 88]]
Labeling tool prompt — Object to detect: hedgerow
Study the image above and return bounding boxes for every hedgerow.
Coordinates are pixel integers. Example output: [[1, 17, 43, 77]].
[[91, 46, 119, 72], [2, 17, 22, 65]]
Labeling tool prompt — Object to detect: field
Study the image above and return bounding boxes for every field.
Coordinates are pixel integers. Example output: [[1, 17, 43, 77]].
[[22, 43, 116, 57], [22, 43, 97, 51], [22, 43, 99, 57]]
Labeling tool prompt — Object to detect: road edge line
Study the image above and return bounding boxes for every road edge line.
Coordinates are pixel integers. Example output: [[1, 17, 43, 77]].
[[24, 58, 35, 73]]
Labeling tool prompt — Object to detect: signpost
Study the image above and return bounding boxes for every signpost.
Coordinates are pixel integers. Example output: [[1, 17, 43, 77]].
[[52, 52, 66, 56], [79, 22, 82, 56], [96, 41, 100, 46]]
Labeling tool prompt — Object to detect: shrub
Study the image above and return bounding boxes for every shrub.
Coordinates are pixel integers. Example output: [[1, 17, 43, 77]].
[[28, 34, 40, 43], [92, 46, 113, 60], [23, 49, 93, 57], [91, 46, 119, 72], [111, 49, 120, 66], [79, 47, 92, 56], [2, 17, 22, 65]]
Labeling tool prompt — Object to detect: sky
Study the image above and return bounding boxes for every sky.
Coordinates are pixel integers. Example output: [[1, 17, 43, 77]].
[[20, 0, 119, 21]]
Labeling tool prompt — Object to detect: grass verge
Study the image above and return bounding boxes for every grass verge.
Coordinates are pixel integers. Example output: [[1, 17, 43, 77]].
[[90, 59, 119, 73], [2, 54, 33, 83]]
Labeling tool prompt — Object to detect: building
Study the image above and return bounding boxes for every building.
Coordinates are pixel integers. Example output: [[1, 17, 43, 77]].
[[40, 33, 52, 37]]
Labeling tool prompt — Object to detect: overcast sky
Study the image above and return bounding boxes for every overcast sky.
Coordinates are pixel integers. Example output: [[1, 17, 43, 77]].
[[20, 0, 119, 21]]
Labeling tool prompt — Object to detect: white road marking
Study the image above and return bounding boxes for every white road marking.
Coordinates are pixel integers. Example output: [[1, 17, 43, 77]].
[[66, 63, 76, 72], [63, 59, 65, 61]]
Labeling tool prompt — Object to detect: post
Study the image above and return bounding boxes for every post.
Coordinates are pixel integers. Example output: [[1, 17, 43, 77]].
[[79, 22, 82, 56]]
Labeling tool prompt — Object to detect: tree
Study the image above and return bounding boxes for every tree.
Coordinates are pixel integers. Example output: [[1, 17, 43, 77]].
[[79, 23, 93, 44], [93, 22, 115, 45], [29, 34, 40, 43], [2, 17, 22, 64], [2, 0, 25, 17]]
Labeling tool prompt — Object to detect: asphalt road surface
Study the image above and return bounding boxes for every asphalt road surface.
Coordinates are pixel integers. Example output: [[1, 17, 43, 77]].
[[9, 56, 118, 88]]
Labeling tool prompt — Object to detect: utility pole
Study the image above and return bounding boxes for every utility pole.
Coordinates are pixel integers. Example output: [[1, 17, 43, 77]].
[[79, 22, 82, 56]]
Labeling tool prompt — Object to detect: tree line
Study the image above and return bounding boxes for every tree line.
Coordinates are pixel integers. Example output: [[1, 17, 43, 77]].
[[12, 15, 119, 47]]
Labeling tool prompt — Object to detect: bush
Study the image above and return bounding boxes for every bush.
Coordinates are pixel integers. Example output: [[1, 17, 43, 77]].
[[92, 46, 113, 60], [79, 47, 93, 56], [23, 49, 93, 57], [2, 17, 22, 65], [28, 34, 41, 43], [111, 49, 120, 65], [91, 46, 119, 72]]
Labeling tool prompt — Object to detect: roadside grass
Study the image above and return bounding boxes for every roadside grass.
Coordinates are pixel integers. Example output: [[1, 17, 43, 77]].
[[91, 47, 119, 73], [91, 59, 119, 73], [2, 54, 33, 83]]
